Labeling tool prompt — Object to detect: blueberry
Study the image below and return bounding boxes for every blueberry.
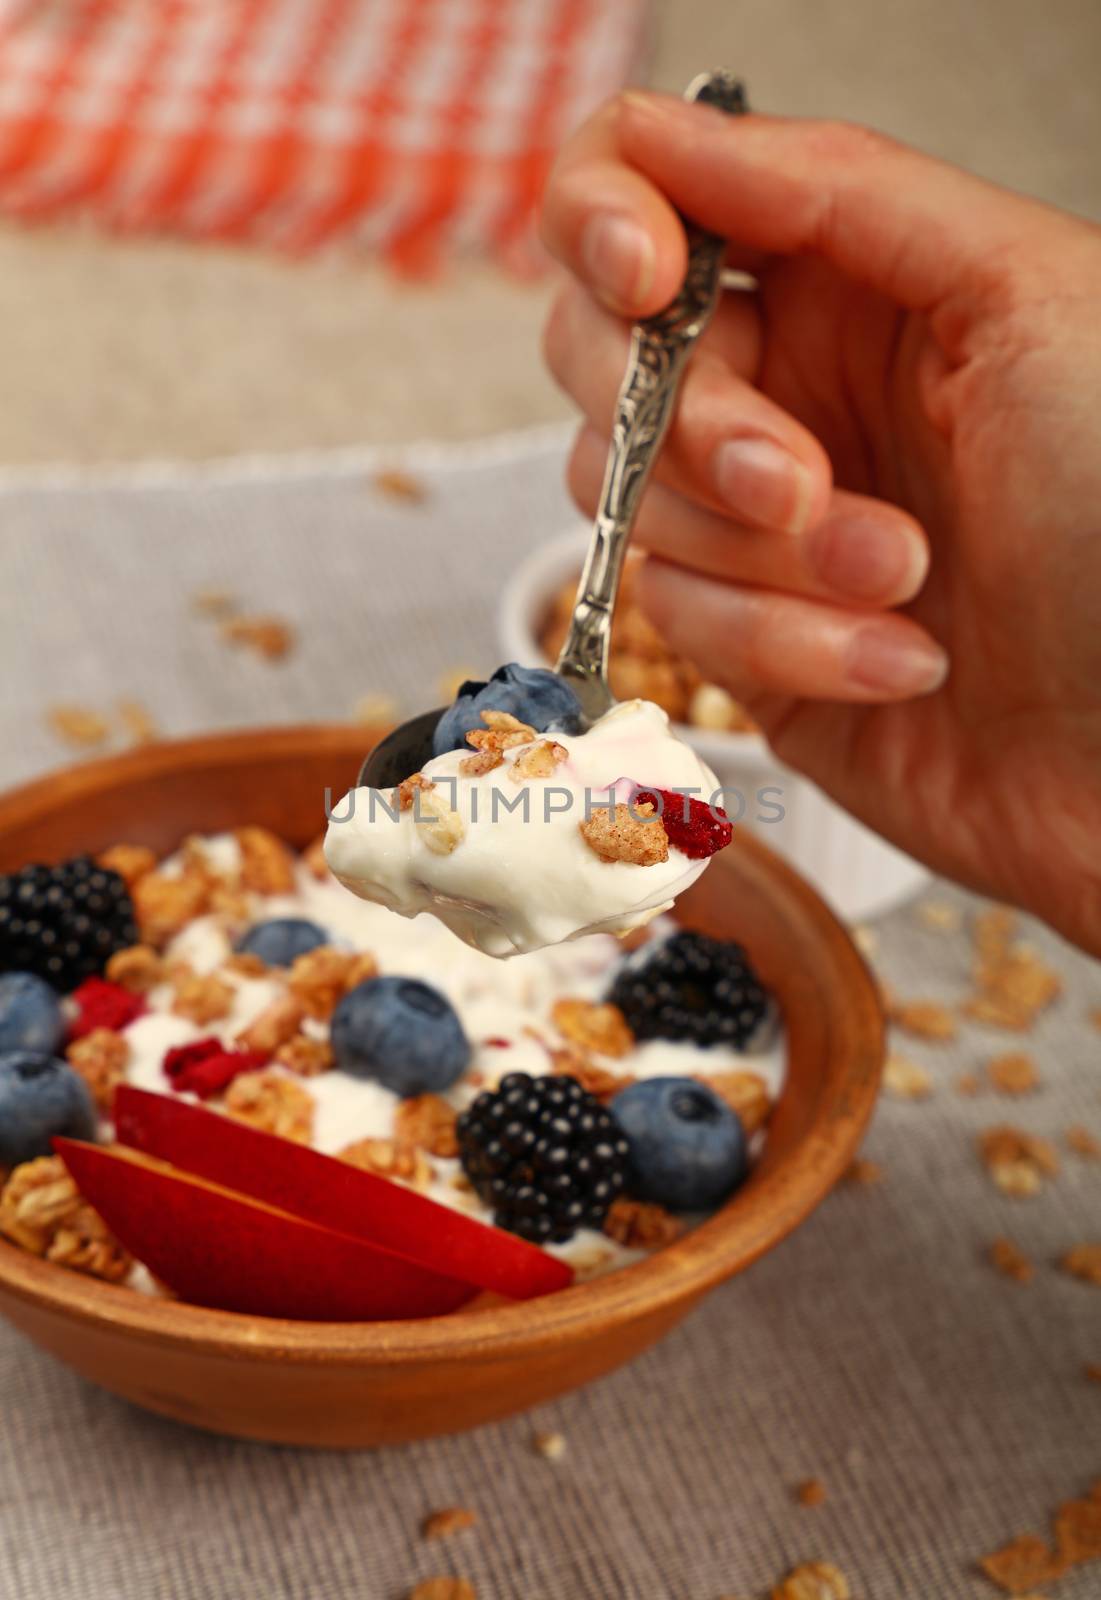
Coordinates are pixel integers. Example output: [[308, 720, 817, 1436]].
[[331, 977, 470, 1096], [0, 973, 64, 1054], [236, 918, 329, 967], [432, 663, 583, 756], [610, 1077, 748, 1211], [0, 1050, 97, 1166]]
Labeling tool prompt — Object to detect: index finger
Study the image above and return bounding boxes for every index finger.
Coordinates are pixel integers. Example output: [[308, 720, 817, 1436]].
[[539, 99, 689, 316]]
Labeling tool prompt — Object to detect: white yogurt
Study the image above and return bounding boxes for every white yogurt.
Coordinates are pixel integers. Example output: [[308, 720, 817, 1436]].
[[113, 835, 784, 1284], [324, 699, 723, 958]]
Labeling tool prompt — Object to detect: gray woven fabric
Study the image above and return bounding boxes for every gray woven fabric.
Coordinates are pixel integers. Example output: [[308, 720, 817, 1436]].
[[0, 435, 1099, 1600]]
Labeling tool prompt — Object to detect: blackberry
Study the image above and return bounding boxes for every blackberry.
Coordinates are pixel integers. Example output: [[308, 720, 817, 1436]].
[[457, 1072, 629, 1244], [0, 856, 139, 992], [608, 929, 771, 1050]]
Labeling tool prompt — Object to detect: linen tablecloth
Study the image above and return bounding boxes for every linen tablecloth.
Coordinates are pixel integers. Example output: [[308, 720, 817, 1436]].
[[0, 0, 645, 269], [0, 431, 1098, 1600]]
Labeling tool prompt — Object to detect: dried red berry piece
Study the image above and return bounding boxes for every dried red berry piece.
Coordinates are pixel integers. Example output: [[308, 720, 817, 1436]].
[[68, 977, 146, 1039], [631, 786, 733, 859], [163, 1036, 268, 1099]]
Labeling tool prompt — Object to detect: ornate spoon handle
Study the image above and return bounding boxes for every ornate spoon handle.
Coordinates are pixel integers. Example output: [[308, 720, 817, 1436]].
[[556, 70, 747, 722]]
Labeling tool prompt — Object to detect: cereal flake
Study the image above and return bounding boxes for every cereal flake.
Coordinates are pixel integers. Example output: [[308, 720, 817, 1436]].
[[508, 740, 567, 782], [222, 615, 295, 661], [47, 704, 109, 748], [408, 1581, 475, 1600], [1065, 1126, 1101, 1161], [579, 802, 668, 866], [883, 1053, 934, 1100], [1060, 1244, 1101, 1287], [979, 1127, 1059, 1197], [978, 1534, 1066, 1594], [771, 1561, 851, 1600], [795, 1479, 828, 1508], [989, 1237, 1034, 1284], [891, 1000, 957, 1042], [421, 1507, 477, 1540]]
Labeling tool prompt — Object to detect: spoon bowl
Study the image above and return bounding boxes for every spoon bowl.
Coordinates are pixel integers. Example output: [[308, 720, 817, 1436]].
[[357, 705, 445, 788]]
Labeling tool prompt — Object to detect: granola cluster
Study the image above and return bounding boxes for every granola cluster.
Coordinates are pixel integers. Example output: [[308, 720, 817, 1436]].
[[0, 1157, 131, 1281], [225, 1069, 315, 1144], [538, 555, 756, 733]]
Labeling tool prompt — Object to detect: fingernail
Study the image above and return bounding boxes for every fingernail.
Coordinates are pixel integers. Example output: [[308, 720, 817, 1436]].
[[847, 623, 949, 696], [810, 513, 928, 602], [714, 437, 813, 534], [580, 213, 655, 309]]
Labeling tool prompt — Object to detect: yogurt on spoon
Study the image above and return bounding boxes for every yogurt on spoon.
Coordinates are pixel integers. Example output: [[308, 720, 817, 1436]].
[[325, 673, 731, 958]]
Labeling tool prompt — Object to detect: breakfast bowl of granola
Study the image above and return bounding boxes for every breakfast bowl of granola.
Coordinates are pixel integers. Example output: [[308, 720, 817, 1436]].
[[0, 722, 882, 1447], [499, 528, 928, 922]]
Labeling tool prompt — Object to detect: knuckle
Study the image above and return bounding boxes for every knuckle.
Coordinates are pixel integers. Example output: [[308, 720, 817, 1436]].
[[805, 119, 892, 167]]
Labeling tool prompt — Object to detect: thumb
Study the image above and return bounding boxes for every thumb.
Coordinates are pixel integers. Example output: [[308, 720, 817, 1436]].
[[613, 94, 1061, 314]]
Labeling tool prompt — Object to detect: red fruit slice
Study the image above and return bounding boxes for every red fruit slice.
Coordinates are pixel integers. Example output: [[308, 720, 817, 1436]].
[[54, 1138, 477, 1321], [114, 1086, 574, 1301], [68, 978, 145, 1039], [632, 786, 733, 859]]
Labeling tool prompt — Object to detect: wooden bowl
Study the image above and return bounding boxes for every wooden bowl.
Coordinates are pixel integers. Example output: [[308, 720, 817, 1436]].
[[0, 727, 884, 1447]]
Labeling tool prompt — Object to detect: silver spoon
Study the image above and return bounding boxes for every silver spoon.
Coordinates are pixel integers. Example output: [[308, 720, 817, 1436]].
[[360, 70, 747, 791]]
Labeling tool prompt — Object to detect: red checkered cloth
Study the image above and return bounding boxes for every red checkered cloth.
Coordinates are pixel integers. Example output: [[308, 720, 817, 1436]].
[[0, 0, 645, 269]]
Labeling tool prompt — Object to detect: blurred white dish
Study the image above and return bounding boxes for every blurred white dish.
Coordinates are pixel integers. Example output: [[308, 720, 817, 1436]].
[[498, 529, 927, 924]]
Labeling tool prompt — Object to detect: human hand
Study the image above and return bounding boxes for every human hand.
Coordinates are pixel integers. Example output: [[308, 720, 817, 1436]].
[[541, 93, 1101, 954]]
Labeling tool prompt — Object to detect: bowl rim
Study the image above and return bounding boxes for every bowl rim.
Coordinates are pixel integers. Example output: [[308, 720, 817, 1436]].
[[0, 725, 884, 1367]]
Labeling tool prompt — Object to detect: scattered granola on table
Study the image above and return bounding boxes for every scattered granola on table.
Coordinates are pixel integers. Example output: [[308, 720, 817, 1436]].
[[965, 909, 1063, 1030], [1059, 1244, 1101, 1287], [883, 1053, 934, 1100], [1065, 1125, 1101, 1160], [221, 614, 295, 661], [890, 998, 958, 1041], [978, 1127, 1059, 1197], [986, 1052, 1041, 1095], [420, 1508, 477, 1540], [771, 1560, 851, 1599], [794, 1478, 828, 1508], [844, 1156, 885, 1186], [46, 704, 110, 748], [989, 1237, 1034, 1284], [408, 1581, 476, 1600]]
